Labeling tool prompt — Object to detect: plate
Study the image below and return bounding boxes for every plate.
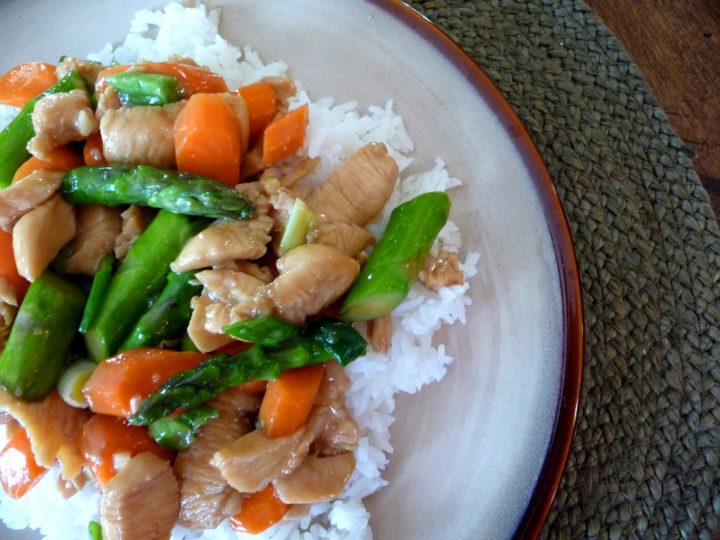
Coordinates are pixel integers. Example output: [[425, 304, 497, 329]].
[[0, 1, 583, 538]]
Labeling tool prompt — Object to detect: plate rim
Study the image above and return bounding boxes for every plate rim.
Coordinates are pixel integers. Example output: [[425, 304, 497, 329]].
[[366, 1, 585, 537]]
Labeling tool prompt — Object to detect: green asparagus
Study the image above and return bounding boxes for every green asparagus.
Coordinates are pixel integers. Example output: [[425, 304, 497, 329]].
[[340, 192, 450, 321], [0, 70, 90, 187], [223, 315, 301, 347], [78, 253, 114, 334], [62, 165, 254, 219], [129, 318, 366, 425], [148, 405, 219, 450], [0, 272, 86, 400], [84, 211, 204, 361], [105, 72, 183, 106], [119, 271, 202, 351]]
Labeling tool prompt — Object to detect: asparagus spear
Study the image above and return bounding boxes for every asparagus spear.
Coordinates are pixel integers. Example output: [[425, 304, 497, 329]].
[[340, 192, 450, 321], [0, 70, 90, 188], [61, 165, 254, 219], [0, 272, 86, 400], [84, 211, 204, 361], [78, 253, 114, 334], [105, 72, 183, 106], [223, 315, 301, 347], [148, 405, 219, 451], [119, 270, 201, 351], [129, 318, 366, 425]]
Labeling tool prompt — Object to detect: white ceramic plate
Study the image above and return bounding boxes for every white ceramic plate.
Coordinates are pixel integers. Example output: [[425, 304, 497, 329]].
[[0, 1, 582, 538]]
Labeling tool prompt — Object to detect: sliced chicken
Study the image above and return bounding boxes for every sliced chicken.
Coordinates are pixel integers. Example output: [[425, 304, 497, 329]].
[[114, 205, 154, 260], [101, 101, 186, 168], [65, 205, 123, 275], [0, 278, 18, 347], [13, 195, 76, 281], [0, 389, 89, 480], [234, 181, 271, 215], [306, 142, 398, 226], [174, 388, 259, 529], [307, 222, 375, 258], [211, 409, 328, 494], [0, 169, 64, 231], [268, 244, 359, 325], [273, 452, 356, 504], [171, 215, 273, 272], [367, 314, 392, 354], [56, 57, 104, 87], [418, 249, 464, 291], [27, 90, 98, 160], [100, 452, 179, 540], [262, 76, 297, 118], [312, 360, 360, 456], [95, 87, 122, 120]]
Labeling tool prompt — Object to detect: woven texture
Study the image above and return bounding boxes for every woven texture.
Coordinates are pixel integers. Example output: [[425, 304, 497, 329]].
[[408, 0, 720, 538]]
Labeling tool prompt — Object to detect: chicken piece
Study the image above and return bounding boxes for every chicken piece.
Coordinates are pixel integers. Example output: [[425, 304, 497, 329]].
[[0, 389, 89, 480], [175, 388, 259, 529], [171, 215, 273, 272], [114, 205, 154, 260], [0, 278, 18, 348], [100, 452, 179, 540], [27, 90, 98, 160], [280, 157, 319, 188], [187, 295, 234, 353], [312, 361, 360, 456], [367, 314, 392, 354], [56, 57, 104, 87], [95, 87, 122, 120], [418, 250, 464, 291], [65, 205, 123, 275], [101, 101, 186, 168], [268, 244, 359, 325], [306, 142, 398, 226], [307, 222, 375, 258], [13, 195, 76, 281], [211, 409, 328, 494], [234, 181, 271, 215], [262, 76, 297, 118], [273, 453, 356, 504], [0, 169, 64, 231]]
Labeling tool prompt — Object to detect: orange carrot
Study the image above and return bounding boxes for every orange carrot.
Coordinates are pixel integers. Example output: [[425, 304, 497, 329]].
[[0, 427, 48, 499], [262, 104, 308, 166], [174, 93, 243, 186], [258, 364, 325, 438], [83, 133, 107, 165], [12, 146, 84, 182], [82, 349, 208, 417], [0, 230, 29, 299], [235, 82, 277, 141], [230, 484, 291, 534], [96, 62, 227, 97], [79, 414, 174, 485], [0, 63, 57, 108]]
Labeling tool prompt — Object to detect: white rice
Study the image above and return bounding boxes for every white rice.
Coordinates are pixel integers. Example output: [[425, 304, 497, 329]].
[[0, 4, 478, 539]]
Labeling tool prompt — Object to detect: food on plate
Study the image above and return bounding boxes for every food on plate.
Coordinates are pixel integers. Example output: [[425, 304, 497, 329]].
[[0, 3, 477, 539]]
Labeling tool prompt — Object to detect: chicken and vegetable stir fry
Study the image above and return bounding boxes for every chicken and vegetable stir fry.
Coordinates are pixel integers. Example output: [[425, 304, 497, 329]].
[[0, 57, 462, 538]]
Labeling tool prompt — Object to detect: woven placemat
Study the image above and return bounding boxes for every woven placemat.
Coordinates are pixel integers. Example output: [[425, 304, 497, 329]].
[[408, 0, 720, 538]]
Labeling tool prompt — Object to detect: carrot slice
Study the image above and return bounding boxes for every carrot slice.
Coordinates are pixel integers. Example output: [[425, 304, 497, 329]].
[[12, 146, 84, 182], [79, 414, 173, 485], [174, 93, 243, 186], [230, 484, 291, 534], [83, 133, 107, 165], [262, 104, 308, 166], [235, 82, 277, 141], [0, 230, 29, 299], [258, 364, 325, 438], [82, 349, 208, 417], [96, 62, 227, 97], [0, 427, 48, 499], [0, 63, 57, 108]]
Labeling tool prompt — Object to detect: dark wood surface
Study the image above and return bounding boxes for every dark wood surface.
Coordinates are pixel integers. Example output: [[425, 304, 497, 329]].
[[585, 0, 720, 219]]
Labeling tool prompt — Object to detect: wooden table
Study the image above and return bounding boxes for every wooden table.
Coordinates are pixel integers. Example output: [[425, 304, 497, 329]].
[[585, 0, 720, 218]]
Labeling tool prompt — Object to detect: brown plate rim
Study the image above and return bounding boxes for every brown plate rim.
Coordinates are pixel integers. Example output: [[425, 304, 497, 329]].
[[366, 1, 585, 538]]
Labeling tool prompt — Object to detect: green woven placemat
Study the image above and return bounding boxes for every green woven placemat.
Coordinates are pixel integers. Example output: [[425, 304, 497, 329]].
[[408, 0, 720, 538]]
